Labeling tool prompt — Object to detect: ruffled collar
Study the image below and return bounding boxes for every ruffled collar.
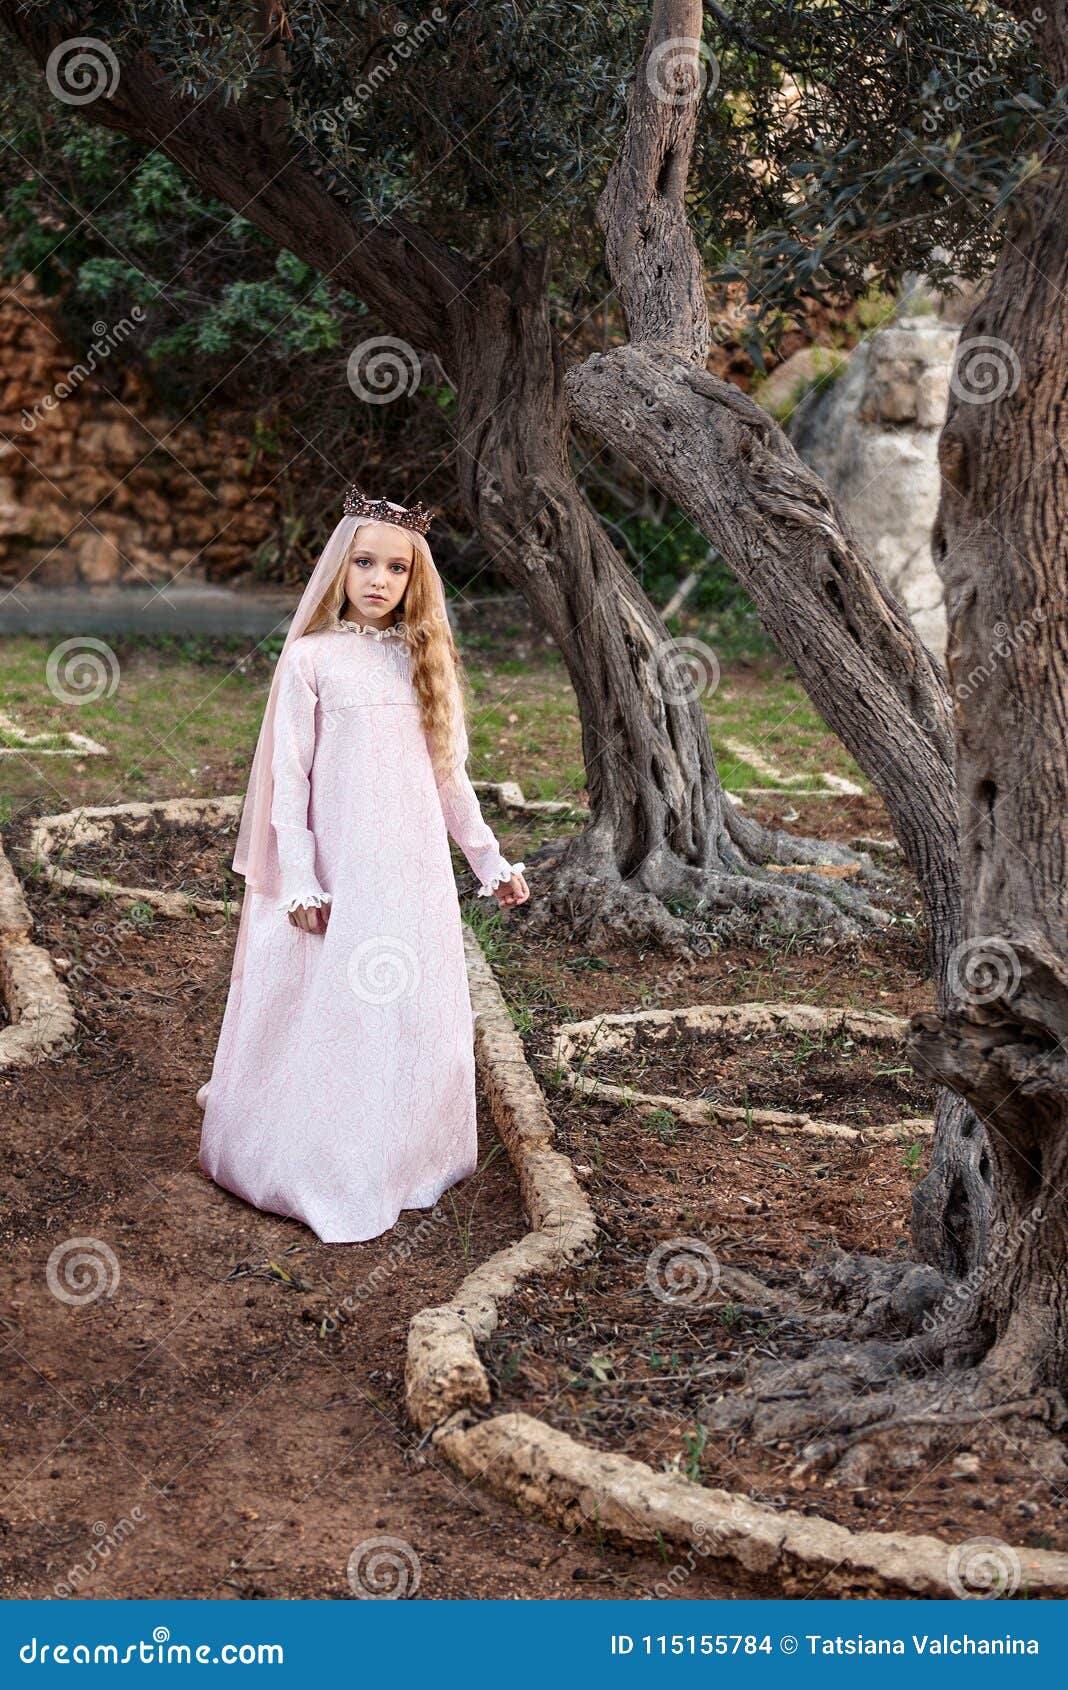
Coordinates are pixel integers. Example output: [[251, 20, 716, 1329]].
[[333, 615, 407, 641]]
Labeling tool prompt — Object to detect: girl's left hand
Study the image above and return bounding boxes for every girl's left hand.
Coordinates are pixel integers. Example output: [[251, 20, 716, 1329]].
[[495, 871, 530, 909]]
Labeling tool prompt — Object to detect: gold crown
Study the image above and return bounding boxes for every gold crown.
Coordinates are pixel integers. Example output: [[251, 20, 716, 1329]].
[[342, 486, 434, 535]]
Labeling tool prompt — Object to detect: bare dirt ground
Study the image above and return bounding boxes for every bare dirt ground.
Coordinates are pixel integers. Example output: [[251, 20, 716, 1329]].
[[5, 788, 1061, 1599], [0, 838, 770, 1600], [481, 797, 1067, 1560]]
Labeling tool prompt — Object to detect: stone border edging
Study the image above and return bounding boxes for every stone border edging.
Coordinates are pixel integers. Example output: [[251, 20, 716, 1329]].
[[26, 797, 244, 917], [0, 838, 76, 1068], [547, 1000, 934, 1142], [404, 929, 1068, 1597]]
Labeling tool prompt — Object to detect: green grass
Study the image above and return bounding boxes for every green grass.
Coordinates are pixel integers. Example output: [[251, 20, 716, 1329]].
[[0, 628, 866, 827], [0, 636, 271, 818]]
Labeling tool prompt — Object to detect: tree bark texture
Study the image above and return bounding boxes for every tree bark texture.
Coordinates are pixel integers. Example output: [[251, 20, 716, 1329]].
[[909, 1, 1068, 1387]]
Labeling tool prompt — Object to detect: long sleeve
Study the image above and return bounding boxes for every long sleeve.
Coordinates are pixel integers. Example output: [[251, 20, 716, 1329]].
[[269, 640, 332, 914], [433, 676, 524, 898]]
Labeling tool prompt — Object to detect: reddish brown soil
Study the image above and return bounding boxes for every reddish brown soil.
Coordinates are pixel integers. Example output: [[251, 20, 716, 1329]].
[[60, 814, 241, 904], [476, 860, 1067, 1560], [589, 1021, 933, 1128], [0, 844, 765, 1600], [7, 787, 1061, 1597]]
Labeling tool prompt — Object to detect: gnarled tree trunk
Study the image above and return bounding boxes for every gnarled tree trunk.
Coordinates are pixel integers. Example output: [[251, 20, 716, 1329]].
[[564, 0, 985, 1274], [451, 240, 880, 950], [910, 0, 1068, 1392]]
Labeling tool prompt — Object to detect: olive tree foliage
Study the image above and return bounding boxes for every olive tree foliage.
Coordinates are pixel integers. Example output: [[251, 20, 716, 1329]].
[[5, 3, 1057, 345]]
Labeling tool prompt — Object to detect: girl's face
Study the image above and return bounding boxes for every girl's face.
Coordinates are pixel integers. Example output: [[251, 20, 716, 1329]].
[[343, 522, 414, 625]]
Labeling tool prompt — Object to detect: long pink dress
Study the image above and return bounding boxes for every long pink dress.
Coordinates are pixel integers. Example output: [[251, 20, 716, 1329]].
[[198, 617, 523, 1244]]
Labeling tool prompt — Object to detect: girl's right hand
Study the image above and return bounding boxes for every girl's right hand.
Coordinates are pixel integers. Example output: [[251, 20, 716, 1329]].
[[288, 901, 330, 933]]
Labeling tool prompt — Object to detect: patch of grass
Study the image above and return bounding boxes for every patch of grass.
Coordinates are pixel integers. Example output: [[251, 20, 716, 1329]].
[[645, 1108, 679, 1145], [0, 629, 865, 840], [0, 636, 271, 815]]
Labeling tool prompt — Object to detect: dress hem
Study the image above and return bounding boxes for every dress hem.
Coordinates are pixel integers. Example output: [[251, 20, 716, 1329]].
[[199, 1153, 476, 1246]]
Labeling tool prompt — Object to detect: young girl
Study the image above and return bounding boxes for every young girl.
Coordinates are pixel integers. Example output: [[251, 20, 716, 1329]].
[[197, 489, 530, 1243]]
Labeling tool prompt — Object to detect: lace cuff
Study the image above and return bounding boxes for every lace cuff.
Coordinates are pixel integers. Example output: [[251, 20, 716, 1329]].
[[476, 861, 526, 899], [279, 890, 333, 915]]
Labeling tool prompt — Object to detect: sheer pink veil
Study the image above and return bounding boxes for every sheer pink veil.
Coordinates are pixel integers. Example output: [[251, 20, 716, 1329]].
[[226, 502, 460, 985]]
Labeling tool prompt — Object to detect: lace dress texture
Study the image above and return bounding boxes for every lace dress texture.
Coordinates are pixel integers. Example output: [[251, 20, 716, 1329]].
[[198, 618, 524, 1243]]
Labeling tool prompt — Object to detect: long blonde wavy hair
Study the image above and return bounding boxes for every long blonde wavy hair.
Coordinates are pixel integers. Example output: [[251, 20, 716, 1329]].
[[302, 520, 467, 779]]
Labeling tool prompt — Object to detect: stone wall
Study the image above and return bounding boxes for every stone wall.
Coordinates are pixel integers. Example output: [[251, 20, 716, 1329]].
[[0, 275, 284, 587]]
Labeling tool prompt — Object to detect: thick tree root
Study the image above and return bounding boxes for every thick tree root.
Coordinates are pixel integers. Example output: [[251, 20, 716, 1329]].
[[697, 1250, 1068, 1484], [516, 823, 892, 957]]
